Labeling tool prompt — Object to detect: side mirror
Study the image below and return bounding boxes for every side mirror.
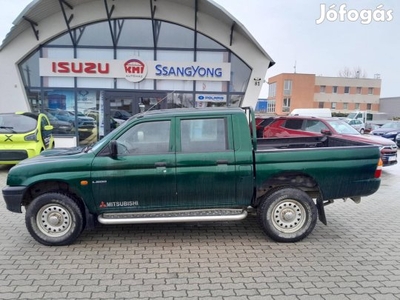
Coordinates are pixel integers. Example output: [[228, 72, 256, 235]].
[[110, 140, 118, 158], [44, 125, 54, 131], [321, 129, 332, 136]]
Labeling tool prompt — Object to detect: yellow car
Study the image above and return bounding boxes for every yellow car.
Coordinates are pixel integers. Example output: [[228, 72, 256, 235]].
[[0, 112, 54, 164]]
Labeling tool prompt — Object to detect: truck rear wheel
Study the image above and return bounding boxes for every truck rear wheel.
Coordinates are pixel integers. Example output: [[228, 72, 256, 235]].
[[258, 188, 317, 243], [25, 193, 84, 246]]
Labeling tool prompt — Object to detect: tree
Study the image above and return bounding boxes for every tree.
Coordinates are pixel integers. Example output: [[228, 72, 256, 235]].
[[338, 66, 368, 78]]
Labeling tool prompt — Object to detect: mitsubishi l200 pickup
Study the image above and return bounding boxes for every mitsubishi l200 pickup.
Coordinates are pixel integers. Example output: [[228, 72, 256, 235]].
[[2, 107, 382, 246]]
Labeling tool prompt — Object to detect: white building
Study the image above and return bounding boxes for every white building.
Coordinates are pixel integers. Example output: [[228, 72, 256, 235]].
[[0, 0, 274, 146]]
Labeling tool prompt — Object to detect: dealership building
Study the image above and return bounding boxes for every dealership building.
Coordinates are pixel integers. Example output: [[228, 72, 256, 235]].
[[0, 0, 274, 146]]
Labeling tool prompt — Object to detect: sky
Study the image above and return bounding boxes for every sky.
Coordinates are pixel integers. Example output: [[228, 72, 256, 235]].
[[1, 0, 399, 98]]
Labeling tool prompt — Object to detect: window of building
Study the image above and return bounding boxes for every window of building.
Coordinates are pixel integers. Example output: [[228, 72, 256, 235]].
[[268, 83, 276, 98], [343, 102, 348, 110], [318, 102, 324, 108], [320, 85, 326, 93], [283, 80, 292, 96], [355, 103, 360, 110], [368, 87, 374, 95], [356, 87, 362, 94], [180, 118, 227, 152], [331, 102, 336, 109], [267, 100, 276, 113], [332, 86, 338, 93], [367, 103, 372, 110], [283, 97, 291, 112], [344, 86, 350, 94]]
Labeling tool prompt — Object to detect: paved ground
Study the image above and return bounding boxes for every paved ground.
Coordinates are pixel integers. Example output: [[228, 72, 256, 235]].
[[0, 158, 400, 300]]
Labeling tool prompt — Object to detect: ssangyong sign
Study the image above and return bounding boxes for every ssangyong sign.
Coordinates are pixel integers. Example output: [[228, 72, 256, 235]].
[[40, 58, 231, 82]]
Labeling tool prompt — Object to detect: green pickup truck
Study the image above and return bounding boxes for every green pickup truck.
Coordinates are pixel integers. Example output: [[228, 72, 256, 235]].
[[2, 107, 382, 246]]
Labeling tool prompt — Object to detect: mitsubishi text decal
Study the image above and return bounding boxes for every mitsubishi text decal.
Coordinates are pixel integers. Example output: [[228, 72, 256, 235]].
[[40, 58, 231, 82]]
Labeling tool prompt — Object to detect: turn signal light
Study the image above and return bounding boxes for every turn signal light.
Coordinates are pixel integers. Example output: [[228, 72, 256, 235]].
[[374, 159, 383, 178]]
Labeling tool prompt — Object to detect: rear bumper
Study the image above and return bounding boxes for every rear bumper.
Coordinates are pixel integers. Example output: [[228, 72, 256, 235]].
[[2, 185, 26, 213]]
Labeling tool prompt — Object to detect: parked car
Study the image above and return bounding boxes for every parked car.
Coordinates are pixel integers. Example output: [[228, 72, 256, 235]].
[[370, 121, 400, 142], [47, 109, 96, 129], [346, 119, 365, 134], [0, 112, 54, 164], [255, 116, 275, 138], [364, 122, 382, 134], [396, 133, 400, 147], [111, 109, 132, 121], [263, 116, 398, 166], [86, 111, 120, 131], [44, 112, 73, 134]]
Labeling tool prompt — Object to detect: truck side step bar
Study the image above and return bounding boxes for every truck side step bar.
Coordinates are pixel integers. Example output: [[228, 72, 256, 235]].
[[98, 208, 248, 225]]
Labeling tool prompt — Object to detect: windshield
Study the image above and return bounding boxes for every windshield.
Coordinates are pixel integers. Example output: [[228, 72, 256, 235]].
[[0, 114, 37, 133], [347, 112, 358, 119], [380, 122, 400, 129], [326, 119, 360, 135]]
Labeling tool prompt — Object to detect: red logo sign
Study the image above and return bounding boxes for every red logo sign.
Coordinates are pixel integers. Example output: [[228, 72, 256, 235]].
[[124, 59, 147, 82], [51, 62, 110, 74]]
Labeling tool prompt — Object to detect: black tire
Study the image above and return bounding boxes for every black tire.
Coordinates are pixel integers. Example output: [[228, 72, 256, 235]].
[[257, 188, 317, 243], [25, 193, 84, 246]]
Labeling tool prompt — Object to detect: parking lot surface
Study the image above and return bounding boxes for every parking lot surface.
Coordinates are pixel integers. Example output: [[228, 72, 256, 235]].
[[0, 159, 400, 300]]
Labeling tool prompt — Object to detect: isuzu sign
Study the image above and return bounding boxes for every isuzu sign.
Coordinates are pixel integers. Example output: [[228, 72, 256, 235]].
[[40, 58, 231, 82]]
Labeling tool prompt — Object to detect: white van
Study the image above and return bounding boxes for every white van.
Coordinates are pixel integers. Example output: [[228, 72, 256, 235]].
[[289, 108, 332, 118]]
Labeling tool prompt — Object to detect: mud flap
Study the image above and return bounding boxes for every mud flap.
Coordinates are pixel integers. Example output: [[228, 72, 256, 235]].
[[316, 197, 327, 225]]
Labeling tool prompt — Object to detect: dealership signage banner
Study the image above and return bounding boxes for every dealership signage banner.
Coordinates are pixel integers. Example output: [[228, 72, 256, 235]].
[[195, 94, 227, 102], [39, 58, 231, 82]]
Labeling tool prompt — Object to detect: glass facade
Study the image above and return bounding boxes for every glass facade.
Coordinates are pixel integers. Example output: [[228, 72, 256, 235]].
[[19, 19, 251, 145]]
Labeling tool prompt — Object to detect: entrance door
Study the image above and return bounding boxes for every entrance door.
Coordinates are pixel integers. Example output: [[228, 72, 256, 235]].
[[102, 92, 167, 136]]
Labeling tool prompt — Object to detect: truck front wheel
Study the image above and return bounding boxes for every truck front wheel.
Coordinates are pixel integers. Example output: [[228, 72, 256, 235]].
[[25, 193, 84, 246], [258, 188, 317, 243]]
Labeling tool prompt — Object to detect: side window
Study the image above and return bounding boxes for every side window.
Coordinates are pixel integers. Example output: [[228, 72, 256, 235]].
[[117, 121, 171, 154], [180, 118, 227, 152], [283, 119, 303, 130], [305, 120, 328, 133]]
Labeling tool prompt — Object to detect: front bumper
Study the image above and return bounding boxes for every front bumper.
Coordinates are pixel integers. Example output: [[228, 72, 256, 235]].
[[2, 186, 27, 213]]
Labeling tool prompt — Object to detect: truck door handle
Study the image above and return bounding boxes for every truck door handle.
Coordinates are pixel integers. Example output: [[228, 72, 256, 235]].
[[216, 160, 228, 165], [155, 162, 167, 167]]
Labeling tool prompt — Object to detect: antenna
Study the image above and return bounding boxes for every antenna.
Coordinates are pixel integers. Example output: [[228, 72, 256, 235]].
[[142, 90, 176, 113], [294, 60, 297, 73]]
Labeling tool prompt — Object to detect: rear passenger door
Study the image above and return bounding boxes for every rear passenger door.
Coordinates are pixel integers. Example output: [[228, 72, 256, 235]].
[[175, 116, 237, 208]]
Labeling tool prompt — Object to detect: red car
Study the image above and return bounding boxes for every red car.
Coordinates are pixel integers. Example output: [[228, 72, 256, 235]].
[[263, 116, 398, 166]]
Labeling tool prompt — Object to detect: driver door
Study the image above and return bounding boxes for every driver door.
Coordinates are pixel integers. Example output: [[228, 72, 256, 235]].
[[90, 118, 177, 212]]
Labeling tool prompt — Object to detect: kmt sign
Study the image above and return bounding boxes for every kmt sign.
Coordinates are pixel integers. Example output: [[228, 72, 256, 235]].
[[40, 58, 231, 82]]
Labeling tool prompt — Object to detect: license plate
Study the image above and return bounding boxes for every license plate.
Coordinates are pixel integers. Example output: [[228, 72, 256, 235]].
[[389, 156, 397, 162]]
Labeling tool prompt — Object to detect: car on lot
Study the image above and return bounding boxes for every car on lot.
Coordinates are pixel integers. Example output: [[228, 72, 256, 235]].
[[0, 112, 54, 164], [44, 112, 73, 134], [255, 116, 275, 138], [346, 119, 365, 133], [263, 116, 398, 166], [111, 109, 132, 122], [370, 121, 400, 142], [47, 109, 96, 129], [396, 133, 400, 147]]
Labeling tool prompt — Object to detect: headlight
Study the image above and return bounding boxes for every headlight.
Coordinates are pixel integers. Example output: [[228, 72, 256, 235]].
[[25, 131, 38, 142]]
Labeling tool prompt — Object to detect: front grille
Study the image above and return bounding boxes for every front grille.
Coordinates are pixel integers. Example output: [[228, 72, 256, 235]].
[[0, 150, 28, 161]]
